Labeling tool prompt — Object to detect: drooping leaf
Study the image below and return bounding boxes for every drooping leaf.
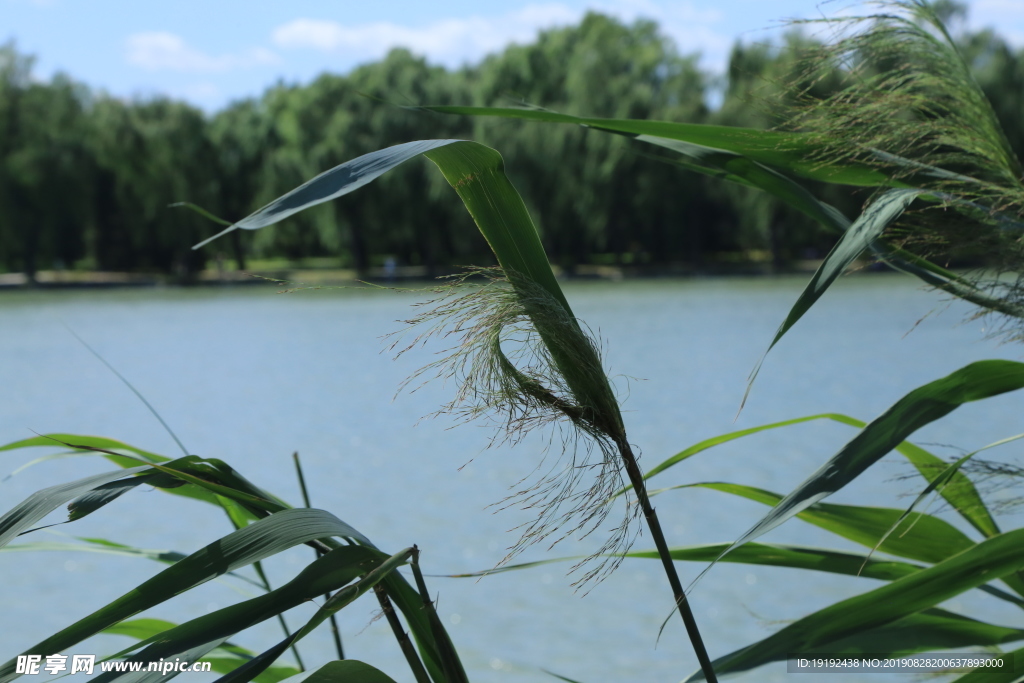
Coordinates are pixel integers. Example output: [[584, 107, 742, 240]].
[[212, 548, 415, 683], [417, 105, 890, 186], [190, 139, 621, 429], [100, 619, 300, 683], [687, 526, 1024, 680], [276, 661, 399, 683], [0, 465, 154, 550], [638, 412, 1000, 542], [743, 188, 921, 404], [803, 608, 1024, 655], [0, 508, 371, 682], [97, 546, 386, 663], [67, 472, 184, 521], [705, 360, 1024, 576], [949, 646, 1024, 682], [657, 482, 974, 565]]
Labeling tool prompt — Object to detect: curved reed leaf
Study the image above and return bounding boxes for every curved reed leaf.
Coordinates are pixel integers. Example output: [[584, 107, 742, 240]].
[[949, 646, 1024, 682], [93, 640, 229, 683], [95, 546, 391, 665], [640, 413, 863, 482], [687, 526, 1024, 680], [417, 105, 889, 186], [2, 538, 184, 564], [638, 413, 1001, 541], [0, 508, 369, 683], [801, 608, 1024, 657], [743, 188, 921, 405], [703, 360, 1024, 580], [101, 619, 299, 683], [190, 139, 615, 420], [655, 482, 973, 565], [277, 661, 399, 683], [211, 548, 416, 683], [0, 464, 154, 550], [0, 433, 169, 470]]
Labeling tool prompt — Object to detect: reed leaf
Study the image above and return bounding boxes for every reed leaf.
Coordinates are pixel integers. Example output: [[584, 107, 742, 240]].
[[416, 105, 889, 186], [187, 138, 716, 678], [101, 619, 299, 683], [800, 608, 1024, 657], [0, 464, 154, 550], [950, 646, 1024, 682], [637, 413, 1000, 540], [743, 188, 920, 403], [688, 527, 1024, 680], [703, 360, 1024, 579], [94, 546, 394, 666], [657, 482, 973, 565], [210, 548, 415, 683], [277, 661, 399, 683], [0, 508, 367, 682], [188, 139, 638, 576]]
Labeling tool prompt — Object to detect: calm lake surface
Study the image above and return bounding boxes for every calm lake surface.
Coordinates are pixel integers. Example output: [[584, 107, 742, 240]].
[[1, 274, 1023, 682]]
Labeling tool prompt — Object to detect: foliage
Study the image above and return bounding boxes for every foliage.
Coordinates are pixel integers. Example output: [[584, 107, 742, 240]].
[[2, 11, 1023, 279], [5, 1, 1024, 682]]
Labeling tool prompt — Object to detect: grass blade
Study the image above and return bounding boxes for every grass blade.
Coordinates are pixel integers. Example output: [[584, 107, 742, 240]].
[[188, 137, 716, 680], [277, 661, 399, 683], [742, 189, 921, 406], [0, 508, 370, 682], [0, 465, 154, 550], [687, 526, 1024, 680], [418, 105, 889, 186], [212, 548, 414, 683], [636, 413, 1001, 541], [701, 360, 1024, 581], [655, 482, 974, 564], [102, 619, 300, 683]]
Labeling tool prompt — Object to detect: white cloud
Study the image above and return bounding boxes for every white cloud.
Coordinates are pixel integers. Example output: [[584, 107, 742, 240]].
[[125, 32, 279, 72], [270, 1, 737, 73], [271, 4, 582, 66]]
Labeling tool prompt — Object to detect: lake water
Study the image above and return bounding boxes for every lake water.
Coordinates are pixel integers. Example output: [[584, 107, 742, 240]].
[[1, 274, 1023, 683]]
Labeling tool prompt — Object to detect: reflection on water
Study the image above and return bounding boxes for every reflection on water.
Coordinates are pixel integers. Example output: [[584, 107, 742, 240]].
[[1, 275, 1021, 682]]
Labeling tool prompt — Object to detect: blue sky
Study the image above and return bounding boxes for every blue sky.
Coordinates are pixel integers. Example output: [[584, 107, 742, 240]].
[[4, 0, 1023, 112]]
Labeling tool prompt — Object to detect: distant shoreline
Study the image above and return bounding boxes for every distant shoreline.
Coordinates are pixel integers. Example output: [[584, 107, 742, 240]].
[[0, 259, 856, 290]]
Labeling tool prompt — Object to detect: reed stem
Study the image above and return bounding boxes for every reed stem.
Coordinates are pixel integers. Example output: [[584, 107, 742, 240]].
[[615, 436, 718, 682]]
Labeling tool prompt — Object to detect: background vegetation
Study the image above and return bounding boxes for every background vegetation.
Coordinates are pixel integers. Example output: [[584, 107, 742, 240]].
[[4, 1, 1024, 680], [2, 8, 1022, 281]]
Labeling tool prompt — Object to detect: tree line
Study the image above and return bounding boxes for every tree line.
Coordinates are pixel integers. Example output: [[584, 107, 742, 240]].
[[1, 10, 1021, 280]]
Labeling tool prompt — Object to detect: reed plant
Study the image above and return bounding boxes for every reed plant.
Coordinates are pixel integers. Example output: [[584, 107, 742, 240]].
[[4, 1, 1024, 681]]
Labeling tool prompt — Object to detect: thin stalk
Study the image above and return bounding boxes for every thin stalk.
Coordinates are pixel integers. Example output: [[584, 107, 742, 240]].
[[615, 435, 718, 682], [532, 386, 718, 681], [252, 560, 306, 672], [373, 584, 432, 683], [293, 452, 345, 660], [409, 547, 468, 683], [62, 324, 189, 457]]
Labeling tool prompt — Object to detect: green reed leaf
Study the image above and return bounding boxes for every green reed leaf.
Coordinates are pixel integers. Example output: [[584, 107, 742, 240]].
[[688, 527, 1024, 680], [705, 360, 1024, 579]]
